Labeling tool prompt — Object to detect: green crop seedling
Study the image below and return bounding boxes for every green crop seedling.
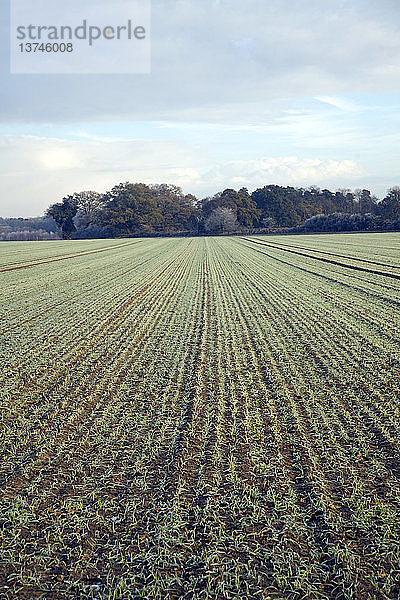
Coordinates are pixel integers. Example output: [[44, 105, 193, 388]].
[[0, 233, 399, 599]]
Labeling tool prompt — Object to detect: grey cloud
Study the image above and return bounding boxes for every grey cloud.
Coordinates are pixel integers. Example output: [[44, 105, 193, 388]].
[[1, 0, 399, 122]]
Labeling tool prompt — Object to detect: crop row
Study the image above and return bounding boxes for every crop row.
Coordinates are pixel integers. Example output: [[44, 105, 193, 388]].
[[0, 234, 399, 599]]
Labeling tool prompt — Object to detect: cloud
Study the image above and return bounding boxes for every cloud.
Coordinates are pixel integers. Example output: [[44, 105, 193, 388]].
[[0, 134, 204, 216], [1, 0, 399, 122], [314, 96, 361, 112], [1, 1, 399, 215], [0, 133, 365, 216], [203, 157, 363, 191]]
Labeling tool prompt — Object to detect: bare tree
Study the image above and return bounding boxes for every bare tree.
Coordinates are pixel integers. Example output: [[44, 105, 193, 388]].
[[205, 207, 238, 234]]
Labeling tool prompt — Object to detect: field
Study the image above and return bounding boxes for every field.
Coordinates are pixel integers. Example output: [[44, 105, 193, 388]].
[[0, 232, 399, 600]]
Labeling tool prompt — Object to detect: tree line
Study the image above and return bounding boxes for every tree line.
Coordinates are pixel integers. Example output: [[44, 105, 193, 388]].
[[45, 182, 400, 239], [2, 183, 400, 240], [0, 216, 61, 241]]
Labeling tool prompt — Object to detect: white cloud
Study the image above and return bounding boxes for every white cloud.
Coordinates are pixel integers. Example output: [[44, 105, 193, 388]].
[[314, 96, 361, 112], [0, 133, 366, 216], [203, 157, 363, 191], [0, 134, 205, 216]]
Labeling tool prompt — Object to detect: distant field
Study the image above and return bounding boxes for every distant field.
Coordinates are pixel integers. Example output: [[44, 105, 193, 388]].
[[1, 233, 399, 600]]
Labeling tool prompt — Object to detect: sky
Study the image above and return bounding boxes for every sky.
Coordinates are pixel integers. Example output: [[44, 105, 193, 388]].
[[1, 0, 400, 217]]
